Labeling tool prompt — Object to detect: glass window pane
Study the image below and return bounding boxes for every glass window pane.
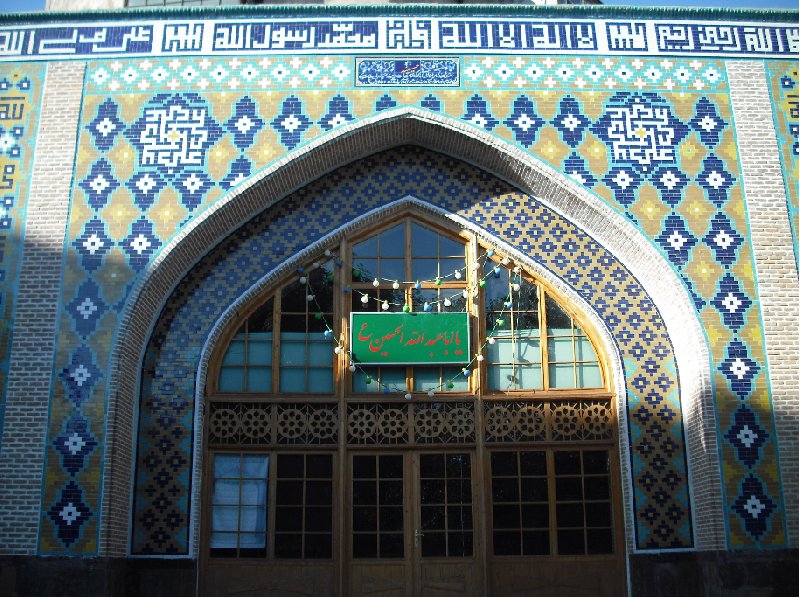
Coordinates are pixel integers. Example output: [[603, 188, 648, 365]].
[[381, 368, 406, 390], [222, 340, 245, 365], [515, 339, 541, 364], [280, 368, 306, 392], [577, 363, 602, 388], [212, 480, 240, 505], [239, 506, 267, 534], [353, 368, 379, 393], [215, 454, 241, 478], [440, 258, 463, 279], [308, 339, 333, 367], [493, 530, 520, 555], [247, 367, 271, 392], [280, 340, 306, 366], [411, 258, 438, 281], [354, 236, 378, 258], [411, 223, 438, 256], [307, 368, 333, 393], [414, 368, 440, 391], [546, 295, 573, 334], [380, 258, 404, 281], [575, 336, 598, 361], [353, 258, 377, 282], [247, 339, 271, 365], [380, 225, 404, 257], [549, 363, 576, 389], [242, 455, 268, 478], [241, 480, 267, 505], [218, 368, 244, 392], [212, 506, 238, 532], [439, 236, 464, 257], [548, 337, 574, 361], [441, 367, 468, 392], [516, 365, 543, 389], [487, 364, 516, 391], [491, 451, 518, 476]]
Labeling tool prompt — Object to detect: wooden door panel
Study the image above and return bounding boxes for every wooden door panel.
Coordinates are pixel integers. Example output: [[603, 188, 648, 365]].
[[350, 562, 410, 597], [488, 559, 625, 597], [418, 561, 477, 596]]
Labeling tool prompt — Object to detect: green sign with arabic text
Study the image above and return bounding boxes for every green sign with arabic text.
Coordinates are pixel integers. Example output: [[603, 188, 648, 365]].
[[350, 312, 470, 365]]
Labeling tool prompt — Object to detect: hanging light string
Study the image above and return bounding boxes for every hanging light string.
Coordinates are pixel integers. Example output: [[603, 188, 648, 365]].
[[300, 248, 524, 399]]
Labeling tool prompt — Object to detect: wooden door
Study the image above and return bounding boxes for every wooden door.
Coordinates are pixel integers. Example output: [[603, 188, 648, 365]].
[[347, 451, 482, 597]]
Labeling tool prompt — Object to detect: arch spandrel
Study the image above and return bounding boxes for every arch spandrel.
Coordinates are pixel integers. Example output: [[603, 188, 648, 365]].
[[124, 145, 704, 556]]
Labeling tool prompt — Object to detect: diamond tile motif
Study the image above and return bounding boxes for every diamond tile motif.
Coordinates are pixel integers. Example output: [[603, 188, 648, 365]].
[[732, 475, 777, 541], [724, 405, 768, 468], [32, 52, 786, 554], [47, 481, 93, 548]]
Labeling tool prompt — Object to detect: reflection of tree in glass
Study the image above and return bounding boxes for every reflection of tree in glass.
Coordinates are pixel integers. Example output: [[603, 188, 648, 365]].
[[545, 295, 572, 332], [246, 298, 274, 334]]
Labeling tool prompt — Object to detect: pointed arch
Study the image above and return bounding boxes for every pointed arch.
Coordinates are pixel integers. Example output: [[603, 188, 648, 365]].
[[103, 109, 722, 558]]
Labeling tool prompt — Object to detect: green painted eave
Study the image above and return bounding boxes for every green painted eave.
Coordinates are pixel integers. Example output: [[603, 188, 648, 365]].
[[0, 4, 797, 25]]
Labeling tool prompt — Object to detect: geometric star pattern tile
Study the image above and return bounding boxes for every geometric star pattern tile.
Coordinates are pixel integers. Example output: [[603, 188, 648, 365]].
[[36, 54, 785, 553]]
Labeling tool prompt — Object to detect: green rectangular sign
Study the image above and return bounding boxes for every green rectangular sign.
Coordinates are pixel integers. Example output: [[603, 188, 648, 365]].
[[350, 312, 470, 365]]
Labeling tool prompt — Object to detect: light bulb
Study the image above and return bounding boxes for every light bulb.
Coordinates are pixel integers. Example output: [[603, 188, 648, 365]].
[[443, 298, 452, 308], [324, 249, 331, 257], [393, 281, 400, 290], [349, 363, 356, 373], [373, 278, 380, 287], [476, 354, 484, 362], [423, 302, 431, 312], [312, 261, 320, 269], [462, 289, 469, 299], [513, 266, 521, 274], [334, 346, 342, 354], [454, 271, 462, 280], [299, 276, 307, 285], [488, 337, 495, 345], [361, 294, 369, 304], [404, 392, 412, 400], [382, 300, 389, 311], [427, 389, 435, 397], [471, 263, 480, 271], [512, 283, 521, 292], [306, 294, 314, 302]]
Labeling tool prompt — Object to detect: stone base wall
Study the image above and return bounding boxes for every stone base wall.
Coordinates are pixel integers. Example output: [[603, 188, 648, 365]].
[[630, 549, 799, 597], [1, 551, 797, 597]]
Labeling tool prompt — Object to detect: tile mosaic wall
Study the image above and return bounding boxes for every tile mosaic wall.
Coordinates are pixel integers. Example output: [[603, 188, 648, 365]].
[[766, 60, 799, 267], [0, 64, 44, 448], [36, 52, 786, 553], [131, 147, 691, 554]]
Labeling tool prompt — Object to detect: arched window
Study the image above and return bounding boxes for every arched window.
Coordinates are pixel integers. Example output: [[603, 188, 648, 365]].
[[213, 215, 604, 398], [203, 212, 621, 595]]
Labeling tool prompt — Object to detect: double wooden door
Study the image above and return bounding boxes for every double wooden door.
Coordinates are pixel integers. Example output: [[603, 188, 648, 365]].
[[348, 450, 482, 597]]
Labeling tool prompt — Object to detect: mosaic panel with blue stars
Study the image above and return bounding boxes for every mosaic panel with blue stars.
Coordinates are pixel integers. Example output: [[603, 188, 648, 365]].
[[0, 64, 44, 450], [37, 53, 786, 553]]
